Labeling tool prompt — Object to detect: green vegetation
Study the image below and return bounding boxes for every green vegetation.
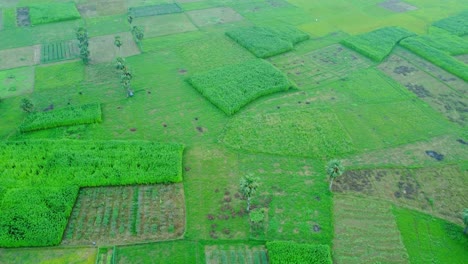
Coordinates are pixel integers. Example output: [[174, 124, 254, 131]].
[[41, 40, 80, 64], [0, 246, 96, 263], [432, 11, 468, 36], [19, 102, 102, 132], [341, 26, 415, 61], [326, 159, 344, 191], [188, 59, 291, 115], [0, 67, 34, 98], [226, 26, 309, 58], [266, 241, 332, 264], [115, 240, 201, 263], [422, 28, 468, 55], [28, 2, 81, 26], [34, 61, 84, 91], [394, 207, 468, 264], [128, 3, 182, 18], [400, 37, 468, 81], [239, 174, 260, 212]]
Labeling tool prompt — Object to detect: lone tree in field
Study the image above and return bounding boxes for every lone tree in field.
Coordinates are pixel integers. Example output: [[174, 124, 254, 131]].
[[326, 159, 344, 191], [76, 27, 90, 64], [463, 209, 468, 234], [132, 26, 144, 42], [20, 98, 34, 113], [239, 175, 260, 212], [114, 35, 123, 56]]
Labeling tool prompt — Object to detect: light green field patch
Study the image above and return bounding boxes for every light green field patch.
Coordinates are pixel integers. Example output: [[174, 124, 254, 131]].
[[186, 7, 243, 27], [88, 32, 140, 64], [29, 2, 81, 25], [0, 45, 40, 70], [394, 207, 468, 264], [34, 61, 85, 91], [132, 13, 197, 39], [205, 244, 268, 264], [335, 101, 451, 151], [115, 240, 201, 263], [0, 246, 97, 264], [85, 14, 129, 37], [96, 0, 126, 16], [333, 194, 409, 264], [223, 109, 353, 158], [0, 67, 34, 98]]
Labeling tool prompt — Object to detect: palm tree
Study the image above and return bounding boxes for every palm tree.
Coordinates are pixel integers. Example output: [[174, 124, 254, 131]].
[[326, 159, 344, 191], [239, 175, 259, 212]]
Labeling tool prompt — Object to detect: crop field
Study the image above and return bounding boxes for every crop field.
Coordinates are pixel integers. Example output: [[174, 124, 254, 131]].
[[0, 0, 467, 263]]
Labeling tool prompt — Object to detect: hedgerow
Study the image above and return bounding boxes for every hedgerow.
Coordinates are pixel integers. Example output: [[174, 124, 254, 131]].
[[19, 103, 102, 132], [28, 2, 81, 25], [0, 140, 184, 247], [341, 26, 415, 61], [266, 241, 332, 264], [432, 11, 468, 36], [226, 26, 309, 58], [400, 37, 468, 81], [188, 59, 291, 116]]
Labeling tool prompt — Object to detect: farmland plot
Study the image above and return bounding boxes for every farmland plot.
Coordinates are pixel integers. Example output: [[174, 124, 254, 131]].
[[62, 184, 185, 245], [186, 7, 244, 27], [0, 45, 40, 70], [0, 66, 34, 98], [205, 244, 268, 264], [41, 40, 80, 64]]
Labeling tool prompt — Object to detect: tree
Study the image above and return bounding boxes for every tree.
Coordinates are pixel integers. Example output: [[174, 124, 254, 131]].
[[127, 15, 133, 24], [463, 208, 468, 234], [239, 175, 259, 212], [132, 26, 144, 42], [20, 98, 34, 113], [76, 27, 90, 65], [326, 159, 344, 191], [114, 35, 122, 56]]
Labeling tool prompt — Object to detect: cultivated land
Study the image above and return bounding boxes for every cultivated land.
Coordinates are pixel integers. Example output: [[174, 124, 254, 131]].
[[0, 0, 467, 263]]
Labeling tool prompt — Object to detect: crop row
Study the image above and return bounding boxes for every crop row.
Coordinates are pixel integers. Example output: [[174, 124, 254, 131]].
[[432, 11, 468, 36], [400, 37, 468, 81], [19, 102, 102, 132], [418, 28, 468, 55], [0, 140, 184, 247], [226, 26, 309, 58], [188, 59, 291, 116], [341, 26, 415, 61], [266, 241, 332, 264]]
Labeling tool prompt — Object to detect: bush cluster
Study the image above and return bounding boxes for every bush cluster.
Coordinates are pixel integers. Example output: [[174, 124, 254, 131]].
[[188, 59, 291, 116], [341, 26, 415, 61], [226, 26, 309, 58], [19, 103, 102, 132], [0, 140, 184, 247], [266, 241, 332, 264], [400, 37, 468, 81]]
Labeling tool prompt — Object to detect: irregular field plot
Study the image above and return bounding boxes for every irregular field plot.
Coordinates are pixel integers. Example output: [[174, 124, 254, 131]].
[[432, 11, 468, 36], [378, 54, 468, 125], [205, 244, 268, 264], [379, 0, 417, 13], [333, 194, 408, 264], [19, 102, 102, 133], [267, 241, 332, 264], [341, 26, 415, 61], [88, 32, 140, 64], [115, 240, 199, 264], [62, 184, 185, 245], [132, 13, 197, 39], [417, 28, 468, 55], [222, 109, 354, 158], [186, 7, 243, 27], [0, 66, 34, 98], [35, 60, 84, 91], [188, 59, 291, 116], [335, 101, 450, 151], [0, 246, 97, 264], [128, 3, 182, 18], [333, 166, 468, 224], [394, 207, 468, 264], [0, 45, 40, 70], [28, 2, 81, 25], [226, 26, 309, 58], [41, 40, 80, 64]]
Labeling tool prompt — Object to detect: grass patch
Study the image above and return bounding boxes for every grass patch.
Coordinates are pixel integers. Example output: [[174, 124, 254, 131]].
[[341, 26, 415, 61], [0, 67, 34, 98], [128, 3, 182, 18], [19, 102, 102, 132], [34, 61, 84, 91], [266, 241, 332, 264], [0, 246, 96, 263], [222, 109, 354, 158], [0, 45, 39, 71], [204, 243, 268, 264], [400, 37, 468, 81], [226, 26, 309, 58], [432, 11, 468, 36], [28, 2, 81, 25], [132, 13, 197, 39], [115, 240, 201, 263], [188, 59, 291, 116], [186, 7, 244, 27], [393, 206, 468, 264]]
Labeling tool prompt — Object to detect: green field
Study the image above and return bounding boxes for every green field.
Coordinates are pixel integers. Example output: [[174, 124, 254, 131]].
[[0, 0, 467, 262]]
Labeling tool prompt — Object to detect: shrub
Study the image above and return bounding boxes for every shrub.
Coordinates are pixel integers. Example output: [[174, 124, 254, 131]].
[[432, 11, 468, 36], [188, 59, 291, 116], [226, 26, 309, 58], [28, 2, 81, 25], [266, 241, 332, 264], [400, 37, 468, 81], [19, 103, 102, 132], [341, 26, 415, 61]]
